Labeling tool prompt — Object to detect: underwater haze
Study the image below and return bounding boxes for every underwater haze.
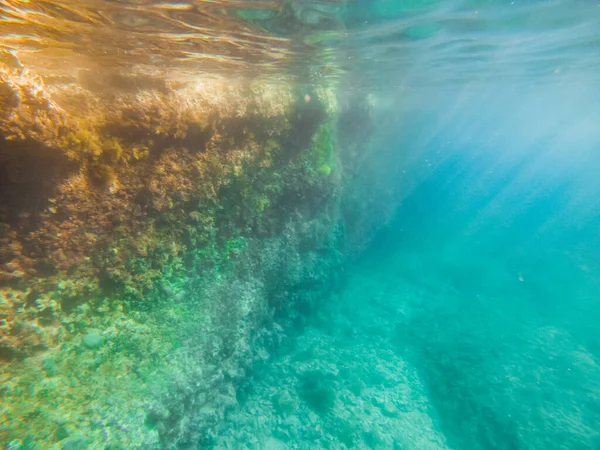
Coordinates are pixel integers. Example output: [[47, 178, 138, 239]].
[[210, 80, 600, 449], [1, 0, 600, 449], [208, 3, 600, 448]]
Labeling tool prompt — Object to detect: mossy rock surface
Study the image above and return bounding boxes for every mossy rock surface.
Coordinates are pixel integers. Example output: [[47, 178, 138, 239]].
[[82, 333, 104, 350]]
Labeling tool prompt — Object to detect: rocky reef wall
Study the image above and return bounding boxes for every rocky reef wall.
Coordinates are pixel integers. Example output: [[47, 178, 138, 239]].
[[0, 58, 386, 448]]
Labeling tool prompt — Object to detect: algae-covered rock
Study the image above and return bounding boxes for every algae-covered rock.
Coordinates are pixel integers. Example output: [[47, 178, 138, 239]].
[[61, 435, 89, 450], [0, 49, 379, 448], [82, 332, 103, 350], [41, 358, 58, 376]]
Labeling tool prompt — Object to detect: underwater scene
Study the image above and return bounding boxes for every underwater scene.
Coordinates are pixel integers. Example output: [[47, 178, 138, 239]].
[[1, 0, 600, 448]]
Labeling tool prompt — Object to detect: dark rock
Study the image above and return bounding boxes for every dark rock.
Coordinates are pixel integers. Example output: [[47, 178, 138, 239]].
[[297, 370, 336, 415]]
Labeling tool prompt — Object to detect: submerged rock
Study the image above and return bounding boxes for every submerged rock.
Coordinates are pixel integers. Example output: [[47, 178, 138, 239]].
[[381, 400, 399, 417], [160, 283, 174, 297], [42, 358, 58, 376], [272, 389, 296, 415], [0, 42, 379, 448], [82, 332, 104, 350], [61, 435, 89, 450], [297, 370, 337, 415]]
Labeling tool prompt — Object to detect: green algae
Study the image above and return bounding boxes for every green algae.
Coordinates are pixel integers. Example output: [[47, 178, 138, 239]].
[[81, 333, 103, 350], [306, 121, 337, 178]]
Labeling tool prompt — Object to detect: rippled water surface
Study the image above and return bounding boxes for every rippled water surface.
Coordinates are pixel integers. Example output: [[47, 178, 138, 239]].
[[2, 0, 600, 84]]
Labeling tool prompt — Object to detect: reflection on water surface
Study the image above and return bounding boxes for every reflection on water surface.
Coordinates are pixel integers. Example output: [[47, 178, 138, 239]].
[[2, 0, 600, 86]]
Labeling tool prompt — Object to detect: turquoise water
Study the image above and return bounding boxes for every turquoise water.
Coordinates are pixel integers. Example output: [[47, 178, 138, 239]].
[[208, 81, 600, 447], [3, 0, 600, 447]]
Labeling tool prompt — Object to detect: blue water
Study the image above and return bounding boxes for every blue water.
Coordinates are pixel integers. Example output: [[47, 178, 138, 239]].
[[208, 79, 600, 448]]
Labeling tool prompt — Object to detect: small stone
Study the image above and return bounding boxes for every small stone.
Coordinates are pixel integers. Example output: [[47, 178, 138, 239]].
[[381, 401, 398, 417], [364, 427, 384, 448], [6, 439, 23, 450], [263, 437, 286, 450], [61, 435, 89, 450], [160, 283, 174, 297], [55, 424, 70, 441], [42, 358, 58, 376], [82, 332, 104, 350], [272, 390, 296, 415]]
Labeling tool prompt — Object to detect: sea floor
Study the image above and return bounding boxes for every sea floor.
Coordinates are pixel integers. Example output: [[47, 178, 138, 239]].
[[208, 217, 600, 449], [207, 265, 449, 450]]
